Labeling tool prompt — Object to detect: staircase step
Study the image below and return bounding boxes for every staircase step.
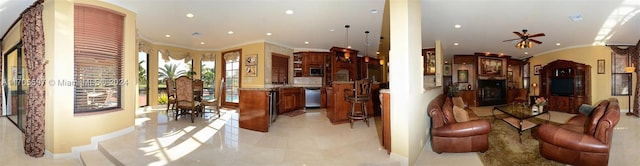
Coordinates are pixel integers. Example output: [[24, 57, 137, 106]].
[[80, 150, 116, 166]]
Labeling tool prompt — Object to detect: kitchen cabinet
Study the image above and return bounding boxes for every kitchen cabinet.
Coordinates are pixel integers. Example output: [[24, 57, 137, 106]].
[[279, 87, 305, 113], [294, 51, 328, 77], [272, 54, 289, 84], [239, 89, 276, 132]]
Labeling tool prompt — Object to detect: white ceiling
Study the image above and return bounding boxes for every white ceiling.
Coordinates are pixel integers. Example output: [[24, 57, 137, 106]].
[[2, 0, 640, 60]]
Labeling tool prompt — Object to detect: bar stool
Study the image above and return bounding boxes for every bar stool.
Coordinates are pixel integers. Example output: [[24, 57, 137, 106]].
[[344, 79, 372, 128]]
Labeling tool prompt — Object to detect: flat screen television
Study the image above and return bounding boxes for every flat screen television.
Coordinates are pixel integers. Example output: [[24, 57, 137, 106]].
[[550, 78, 574, 96]]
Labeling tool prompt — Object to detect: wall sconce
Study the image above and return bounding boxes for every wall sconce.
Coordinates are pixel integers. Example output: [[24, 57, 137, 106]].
[[379, 59, 385, 66], [365, 56, 370, 63]]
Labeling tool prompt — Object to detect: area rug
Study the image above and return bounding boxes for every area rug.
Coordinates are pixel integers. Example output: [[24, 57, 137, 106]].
[[282, 110, 305, 117], [477, 119, 563, 166]]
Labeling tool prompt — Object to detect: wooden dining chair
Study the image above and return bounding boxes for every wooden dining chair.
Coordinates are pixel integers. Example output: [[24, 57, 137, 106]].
[[166, 79, 177, 114], [175, 76, 202, 123], [202, 78, 224, 118], [193, 79, 204, 102]]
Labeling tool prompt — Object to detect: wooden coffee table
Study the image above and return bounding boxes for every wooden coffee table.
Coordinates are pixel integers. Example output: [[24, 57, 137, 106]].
[[493, 104, 550, 143]]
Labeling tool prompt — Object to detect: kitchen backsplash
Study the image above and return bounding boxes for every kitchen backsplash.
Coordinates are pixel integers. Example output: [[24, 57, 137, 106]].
[[293, 77, 323, 86]]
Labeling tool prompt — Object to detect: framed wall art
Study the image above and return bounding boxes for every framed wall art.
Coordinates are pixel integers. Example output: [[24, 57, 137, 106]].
[[458, 70, 468, 83], [245, 66, 257, 77], [597, 59, 605, 74], [479, 57, 503, 77], [443, 64, 451, 76], [534, 65, 541, 75], [245, 54, 258, 66]]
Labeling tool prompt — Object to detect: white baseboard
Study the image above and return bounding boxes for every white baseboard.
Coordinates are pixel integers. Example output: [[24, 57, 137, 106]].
[[390, 152, 409, 166], [49, 126, 134, 159]]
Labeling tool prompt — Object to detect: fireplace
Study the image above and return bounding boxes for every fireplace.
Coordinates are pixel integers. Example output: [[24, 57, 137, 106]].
[[478, 80, 507, 106]]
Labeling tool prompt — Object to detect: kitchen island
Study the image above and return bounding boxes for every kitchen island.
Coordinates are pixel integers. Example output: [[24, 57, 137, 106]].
[[325, 81, 380, 124], [238, 86, 305, 132]]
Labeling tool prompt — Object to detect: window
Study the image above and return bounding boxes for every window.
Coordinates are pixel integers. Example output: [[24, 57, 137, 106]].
[[201, 60, 216, 100], [138, 52, 148, 107], [612, 52, 631, 96], [74, 5, 124, 113], [157, 52, 192, 102]]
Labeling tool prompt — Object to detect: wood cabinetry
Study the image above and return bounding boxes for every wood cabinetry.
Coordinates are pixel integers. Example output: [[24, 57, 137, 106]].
[[329, 47, 359, 84], [239, 89, 273, 132], [294, 51, 328, 77], [272, 54, 289, 84], [326, 82, 379, 124], [454, 55, 474, 64], [540, 60, 591, 114], [458, 90, 477, 107], [279, 87, 305, 113], [380, 91, 391, 154]]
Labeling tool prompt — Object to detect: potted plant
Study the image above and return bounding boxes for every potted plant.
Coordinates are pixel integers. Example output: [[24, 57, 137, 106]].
[[447, 83, 459, 97]]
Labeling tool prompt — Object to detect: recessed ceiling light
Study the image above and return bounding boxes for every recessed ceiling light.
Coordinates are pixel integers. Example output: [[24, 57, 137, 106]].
[[524, 52, 529, 54], [266, 32, 272, 36], [454, 24, 461, 28], [200, 42, 205, 45], [371, 9, 379, 14], [347, 46, 351, 48], [165, 34, 171, 38], [376, 51, 380, 55], [556, 43, 561, 45], [454, 42, 459, 46], [285, 10, 294, 15], [304, 41, 309, 44], [228, 31, 234, 35], [329, 29, 335, 32], [186, 13, 194, 18]]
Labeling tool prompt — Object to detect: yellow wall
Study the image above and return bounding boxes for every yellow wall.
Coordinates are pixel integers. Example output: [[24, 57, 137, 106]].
[[529, 46, 633, 109], [43, 0, 137, 153], [220, 42, 266, 88]]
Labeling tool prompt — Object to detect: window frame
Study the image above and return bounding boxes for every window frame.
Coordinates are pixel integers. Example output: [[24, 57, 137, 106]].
[[73, 5, 124, 113]]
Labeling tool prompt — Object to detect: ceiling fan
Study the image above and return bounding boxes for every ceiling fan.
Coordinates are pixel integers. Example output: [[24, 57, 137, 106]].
[[503, 29, 545, 48]]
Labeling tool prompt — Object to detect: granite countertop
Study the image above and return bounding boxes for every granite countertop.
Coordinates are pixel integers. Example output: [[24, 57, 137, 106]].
[[379, 89, 390, 94], [238, 87, 277, 91]]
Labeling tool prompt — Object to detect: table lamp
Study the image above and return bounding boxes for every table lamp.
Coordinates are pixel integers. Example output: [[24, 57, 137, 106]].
[[532, 83, 538, 96]]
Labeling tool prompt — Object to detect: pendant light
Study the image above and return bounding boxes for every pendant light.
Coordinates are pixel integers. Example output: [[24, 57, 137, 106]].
[[344, 25, 350, 59], [364, 30, 370, 63]]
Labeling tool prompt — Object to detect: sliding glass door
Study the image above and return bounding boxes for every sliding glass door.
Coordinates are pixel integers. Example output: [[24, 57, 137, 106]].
[[3, 42, 27, 131]]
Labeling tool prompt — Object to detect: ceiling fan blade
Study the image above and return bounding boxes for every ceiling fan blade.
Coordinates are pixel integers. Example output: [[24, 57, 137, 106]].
[[529, 39, 543, 44], [528, 33, 546, 38], [513, 31, 524, 38], [502, 38, 521, 42]]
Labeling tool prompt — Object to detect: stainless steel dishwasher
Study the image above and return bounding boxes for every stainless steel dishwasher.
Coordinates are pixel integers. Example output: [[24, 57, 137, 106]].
[[304, 87, 321, 108]]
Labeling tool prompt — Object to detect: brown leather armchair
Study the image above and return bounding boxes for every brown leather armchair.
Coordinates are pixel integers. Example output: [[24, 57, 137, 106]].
[[536, 98, 620, 166], [427, 94, 491, 153]]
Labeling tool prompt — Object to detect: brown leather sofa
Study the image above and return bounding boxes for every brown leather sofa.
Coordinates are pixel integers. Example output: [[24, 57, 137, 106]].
[[427, 94, 491, 153], [536, 98, 620, 166]]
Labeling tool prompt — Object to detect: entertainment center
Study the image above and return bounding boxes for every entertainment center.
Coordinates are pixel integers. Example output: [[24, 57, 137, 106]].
[[539, 60, 591, 114]]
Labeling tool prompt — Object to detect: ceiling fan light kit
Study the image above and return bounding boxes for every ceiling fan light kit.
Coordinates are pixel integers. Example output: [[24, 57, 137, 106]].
[[503, 29, 545, 49]]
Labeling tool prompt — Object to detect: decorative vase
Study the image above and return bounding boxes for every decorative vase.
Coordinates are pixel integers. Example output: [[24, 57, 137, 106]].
[[467, 84, 472, 90], [539, 105, 544, 113], [532, 106, 539, 114]]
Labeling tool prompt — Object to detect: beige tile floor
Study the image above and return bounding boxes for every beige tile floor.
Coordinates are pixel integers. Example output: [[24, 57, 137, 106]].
[[1, 106, 639, 165]]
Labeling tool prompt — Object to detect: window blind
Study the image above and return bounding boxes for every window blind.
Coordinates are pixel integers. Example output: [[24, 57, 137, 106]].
[[74, 5, 124, 113]]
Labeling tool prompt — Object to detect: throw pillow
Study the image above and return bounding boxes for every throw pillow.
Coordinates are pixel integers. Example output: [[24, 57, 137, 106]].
[[452, 97, 465, 109], [578, 104, 595, 116], [453, 105, 469, 122]]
